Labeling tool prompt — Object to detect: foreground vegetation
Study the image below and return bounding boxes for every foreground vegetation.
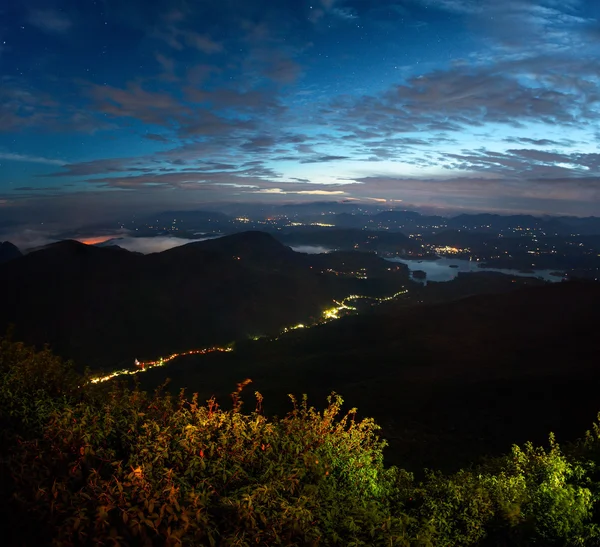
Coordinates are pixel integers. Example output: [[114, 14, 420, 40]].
[[2, 335, 600, 546]]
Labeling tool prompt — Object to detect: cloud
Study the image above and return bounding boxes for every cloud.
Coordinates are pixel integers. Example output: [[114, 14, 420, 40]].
[[441, 148, 600, 178], [296, 190, 346, 195], [83, 75, 282, 140], [87, 82, 189, 127], [0, 229, 60, 251], [151, 9, 223, 54], [43, 158, 134, 177], [154, 53, 177, 81], [503, 137, 575, 147], [343, 174, 600, 215], [0, 152, 65, 165], [263, 56, 302, 84], [328, 56, 600, 140], [299, 155, 350, 163], [290, 245, 333, 254], [407, 0, 591, 51], [144, 133, 170, 142], [243, 49, 303, 85], [45, 162, 350, 197], [253, 188, 346, 196], [0, 77, 111, 134], [182, 32, 224, 54], [184, 87, 283, 113], [96, 235, 221, 254], [28, 9, 72, 34]]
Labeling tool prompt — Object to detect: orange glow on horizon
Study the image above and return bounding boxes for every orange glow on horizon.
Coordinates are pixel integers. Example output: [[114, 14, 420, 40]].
[[76, 236, 115, 245]]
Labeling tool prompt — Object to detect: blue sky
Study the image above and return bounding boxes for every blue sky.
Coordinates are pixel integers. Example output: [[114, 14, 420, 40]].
[[1, 0, 600, 227]]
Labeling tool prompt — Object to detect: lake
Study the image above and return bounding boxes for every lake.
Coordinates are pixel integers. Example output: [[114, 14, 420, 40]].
[[386, 257, 564, 284]]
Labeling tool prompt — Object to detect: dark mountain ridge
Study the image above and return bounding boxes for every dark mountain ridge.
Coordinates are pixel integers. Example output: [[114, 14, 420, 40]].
[[0, 232, 410, 369], [0, 241, 22, 264], [166, 230, 293, 261]]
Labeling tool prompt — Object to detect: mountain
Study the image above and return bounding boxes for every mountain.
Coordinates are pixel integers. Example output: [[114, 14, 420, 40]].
[[0, 241, 22, 264], [444, 213, 600, 235], [372, 210, 447, 229], [0, 232, 410, 370], [138, 280, 600, 472], [279, 201, 383, 215], [138, 210, 232, 226], [276, 228, 422, 254], [174, 230, 292, 261], [551, 215, 600, 235]]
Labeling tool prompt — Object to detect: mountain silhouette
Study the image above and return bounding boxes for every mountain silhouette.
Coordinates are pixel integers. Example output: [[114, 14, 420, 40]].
[[0, 232, 409, 369], [0, 241, 22, 264]]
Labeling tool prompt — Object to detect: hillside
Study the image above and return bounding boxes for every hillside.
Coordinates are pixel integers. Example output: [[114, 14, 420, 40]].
[[0, 232, 410, 369], [0, 241, 22, 264], [138, 280, 600, 471], [6, 333, 600, 547]]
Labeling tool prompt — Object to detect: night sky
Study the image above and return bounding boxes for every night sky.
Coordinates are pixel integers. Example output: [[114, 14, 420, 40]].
[[2, 0, 600, 228]]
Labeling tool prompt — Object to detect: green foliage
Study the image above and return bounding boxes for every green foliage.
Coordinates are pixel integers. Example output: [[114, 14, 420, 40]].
[[0, 331, 81, 441], [1, 338, 410, 546], [491, 435, 594, 545], [409, 469, 494, 546], [3, 334, 600, 546]]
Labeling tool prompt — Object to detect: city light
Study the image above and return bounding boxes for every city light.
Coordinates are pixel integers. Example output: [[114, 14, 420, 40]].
[[433, 245, 470, 255], [89, 346, 233, 384], [89, 288, 409, 385]]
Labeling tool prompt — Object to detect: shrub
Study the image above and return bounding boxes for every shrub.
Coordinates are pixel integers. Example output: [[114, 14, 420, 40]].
[[2, 335, 600, 546], [481, 436, 595, 546], [0, 332, 81, 441], [1, 337, 412, 546]]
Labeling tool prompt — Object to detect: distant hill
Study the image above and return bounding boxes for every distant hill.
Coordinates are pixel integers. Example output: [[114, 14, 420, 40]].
[[0, 232, 410, 369], [0, 241, 22, 264], [276, 228, 422, 254], [174, 230, 292, 261], [443, 213, 600, 235], [139, 210, 232, 225]]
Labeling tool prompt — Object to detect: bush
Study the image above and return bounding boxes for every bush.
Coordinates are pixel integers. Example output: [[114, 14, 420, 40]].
[[1, 337, 412, 545], [2, 335, 600, 546]]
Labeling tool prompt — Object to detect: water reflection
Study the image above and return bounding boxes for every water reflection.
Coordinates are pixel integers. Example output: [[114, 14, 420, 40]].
[[387, 257, 564, 284]]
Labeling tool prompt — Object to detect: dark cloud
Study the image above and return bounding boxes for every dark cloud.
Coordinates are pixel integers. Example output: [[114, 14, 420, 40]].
[[300, 155, 350, 163], [86, 83, 190, 127], [183, 87, 283, 113], [0, 77, 111, 134], [144, 133, 171, 142], [503, 137, 575, 147], [42, 158, 131, 177], [177, 112, 257, 138], [241, 135, 278, 151], [441, 148, 600, 178], [262, 55, 302, 84]]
